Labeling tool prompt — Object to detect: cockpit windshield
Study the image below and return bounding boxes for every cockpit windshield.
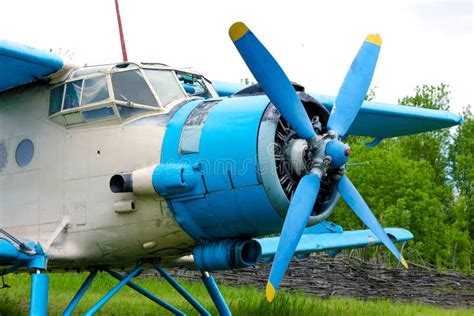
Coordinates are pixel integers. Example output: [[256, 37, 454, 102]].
[[145, 69, 186, 105], [111, 69, 159, 107], [48, 63, 217, 126]]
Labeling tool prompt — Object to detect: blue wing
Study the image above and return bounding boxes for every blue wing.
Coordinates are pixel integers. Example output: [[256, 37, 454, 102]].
[[0, 39, 65, 92], [255, 221, 413, 259], [208, 82, 462, 138], [311, 93, 462, 138], [212, 80, 248, 97]]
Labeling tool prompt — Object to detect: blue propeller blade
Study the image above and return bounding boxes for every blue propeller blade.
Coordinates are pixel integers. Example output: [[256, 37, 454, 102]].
[[266, 173, 321, 302], [229, 22, 316, 140], [336, 174, 408, 268], [327, 34, 382, 138]]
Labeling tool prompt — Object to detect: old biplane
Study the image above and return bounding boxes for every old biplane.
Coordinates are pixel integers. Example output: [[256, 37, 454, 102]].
[[0, 11, 462, 316]]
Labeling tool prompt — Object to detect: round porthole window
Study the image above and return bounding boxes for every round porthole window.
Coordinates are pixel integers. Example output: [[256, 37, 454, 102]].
[[0, 143, 7, 171], [16, 139, 34, 167]]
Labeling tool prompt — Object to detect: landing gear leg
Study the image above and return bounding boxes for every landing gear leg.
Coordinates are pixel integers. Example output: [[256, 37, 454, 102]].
[[30, 269, 49, 316], [201, 271, 231, 316]]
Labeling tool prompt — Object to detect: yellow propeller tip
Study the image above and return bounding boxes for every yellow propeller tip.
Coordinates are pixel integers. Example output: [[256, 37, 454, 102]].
[[366, 33, 382, 46], [229, 22, 249, 42], [401, 257, 408, 269], [266, 282, 276, 302]]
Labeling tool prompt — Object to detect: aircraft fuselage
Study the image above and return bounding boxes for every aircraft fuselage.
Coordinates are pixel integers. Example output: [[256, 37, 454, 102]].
[[0, 82, 196, 269]]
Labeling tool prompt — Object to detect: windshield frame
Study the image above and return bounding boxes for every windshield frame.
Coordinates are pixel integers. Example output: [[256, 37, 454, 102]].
[[49, 62, 218, 127], [141, 67, 188, 108], [109, 67, 162, 108]]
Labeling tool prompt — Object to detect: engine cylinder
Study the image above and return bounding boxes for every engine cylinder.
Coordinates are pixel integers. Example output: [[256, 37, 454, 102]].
[[257, 92, 340, 226]]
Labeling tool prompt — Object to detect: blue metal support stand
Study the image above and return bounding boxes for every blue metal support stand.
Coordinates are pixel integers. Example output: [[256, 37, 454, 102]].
[[154, 263, 210, 316], [63, 270, 98, 316], [57, 263, 233, 315], [201, 271, 232, 316], [106, 269, 185, 315], [30, 270, 49, 316], [85, 264, 143, 316]]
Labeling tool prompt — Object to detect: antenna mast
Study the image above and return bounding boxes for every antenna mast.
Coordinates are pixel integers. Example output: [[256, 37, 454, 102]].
[[114, 0, 128, 61]]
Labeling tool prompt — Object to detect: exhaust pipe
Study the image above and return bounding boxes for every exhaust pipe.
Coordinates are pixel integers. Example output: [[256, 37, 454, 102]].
[[109, 163, 200, 196]]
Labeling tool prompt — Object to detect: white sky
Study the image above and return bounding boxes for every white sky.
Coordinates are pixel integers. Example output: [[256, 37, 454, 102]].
[[1, 0, 472, 113]]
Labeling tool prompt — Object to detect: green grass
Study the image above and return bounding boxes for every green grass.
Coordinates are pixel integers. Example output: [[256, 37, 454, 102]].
[[0, 272, 471, 315]]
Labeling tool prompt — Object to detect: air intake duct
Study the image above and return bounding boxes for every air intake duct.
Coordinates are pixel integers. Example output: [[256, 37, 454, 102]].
[[193, 239, 262, 271]]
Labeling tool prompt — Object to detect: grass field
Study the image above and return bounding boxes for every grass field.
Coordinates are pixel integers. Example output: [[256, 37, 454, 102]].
[[0, 272, 471, 315]]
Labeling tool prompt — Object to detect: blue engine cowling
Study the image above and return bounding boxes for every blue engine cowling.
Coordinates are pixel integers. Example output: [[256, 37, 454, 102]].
[[155, 93, 338, 241]]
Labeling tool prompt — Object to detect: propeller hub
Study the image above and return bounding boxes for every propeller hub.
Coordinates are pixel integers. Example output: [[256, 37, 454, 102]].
[[324, 140, 350, 169]]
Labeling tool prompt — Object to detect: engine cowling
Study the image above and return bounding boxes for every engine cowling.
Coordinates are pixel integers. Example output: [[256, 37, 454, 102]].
[[124, 90, 339, 242]]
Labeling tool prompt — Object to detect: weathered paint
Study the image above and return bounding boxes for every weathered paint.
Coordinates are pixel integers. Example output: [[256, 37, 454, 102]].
[[0, 82, 196, 269], [0, 61, 462, 272], [159, 95, 285, 241]]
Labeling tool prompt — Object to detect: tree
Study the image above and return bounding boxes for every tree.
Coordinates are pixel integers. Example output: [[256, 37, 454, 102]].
[[330, 83, 472, 271], [449, 106, 474, 240], [397, 84, 454, 215], [398, 84, 451, 184], [331, 137, 447, 266]]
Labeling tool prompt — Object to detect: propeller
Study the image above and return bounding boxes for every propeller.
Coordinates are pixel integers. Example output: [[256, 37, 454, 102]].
[[229, 22, 407, 303], [266, 172, 321, 300], [336, 174, 408, 268], [229, 22, 316, 140], [327, 34, 381, 138]]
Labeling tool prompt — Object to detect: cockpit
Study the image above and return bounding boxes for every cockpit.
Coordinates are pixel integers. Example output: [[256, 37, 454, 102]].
[[48, 62, 218, 126]]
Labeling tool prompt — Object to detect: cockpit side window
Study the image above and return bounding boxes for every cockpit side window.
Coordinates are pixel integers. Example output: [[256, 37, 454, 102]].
[[63, 80, 83, 109], [49, 85, 65, 115], [111, 70, 159, 107], [145, 69, 185, 106], [49, 75, 115, 126]]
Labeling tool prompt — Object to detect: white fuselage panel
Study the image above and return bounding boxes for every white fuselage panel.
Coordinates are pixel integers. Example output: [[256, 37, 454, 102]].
[[0, 83, 195, 269]]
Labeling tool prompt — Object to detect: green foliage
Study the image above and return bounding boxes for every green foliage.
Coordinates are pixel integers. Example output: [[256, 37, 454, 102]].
[[48, 48, 75, 59], [451, 106, 474, 194], [0, 273, 470, 315], [450, 106, 474, 239], [398, 84, 452, 190], [365, 85, 378, 101], [240, 77, 255, 85], [398, 84, 451, 111], [332, 84, 472, 272]]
